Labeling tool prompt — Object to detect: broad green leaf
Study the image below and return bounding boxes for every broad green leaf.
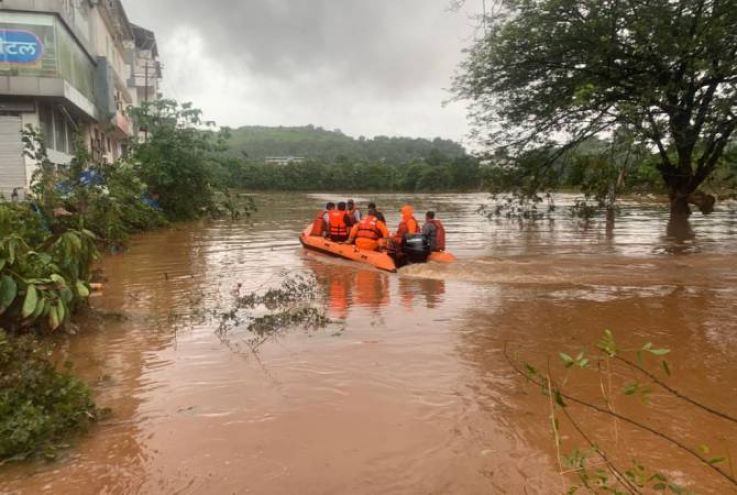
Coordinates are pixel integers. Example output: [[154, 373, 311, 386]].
[[31, 296, 45, 320], [0, 274, 17, 314], [649, 348, 671, 356], [60, 287, 73, 304], [48, 304, 60, 331], [50, 274, 67, 287], [22, 285, 39, 318], [76, 281, 90, 298], [57, 299, 66, 324]]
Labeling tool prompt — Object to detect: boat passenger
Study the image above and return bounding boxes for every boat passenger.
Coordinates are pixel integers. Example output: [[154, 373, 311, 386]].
[[347, 208, 389, 251], [310, 202, 334, 237], [393, 205, 420, 245], [422, 211, 446, 252], [328, 202, 353, 242], [367, 202, 386, 224], [347, 199, 362, 223]]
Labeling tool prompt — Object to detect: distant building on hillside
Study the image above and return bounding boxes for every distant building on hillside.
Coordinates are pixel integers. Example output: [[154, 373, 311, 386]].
[[264, 156, 305, 165]]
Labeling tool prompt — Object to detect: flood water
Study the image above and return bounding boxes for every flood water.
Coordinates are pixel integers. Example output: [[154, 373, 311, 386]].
[[2, 192, 737, 494]]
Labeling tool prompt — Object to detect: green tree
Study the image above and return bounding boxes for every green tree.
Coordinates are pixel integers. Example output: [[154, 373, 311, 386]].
[[130, 100, 228, 220], [454, 0, 737, 217]]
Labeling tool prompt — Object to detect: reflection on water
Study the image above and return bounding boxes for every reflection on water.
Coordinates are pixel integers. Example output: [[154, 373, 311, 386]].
[[1, 193, 736, 495]]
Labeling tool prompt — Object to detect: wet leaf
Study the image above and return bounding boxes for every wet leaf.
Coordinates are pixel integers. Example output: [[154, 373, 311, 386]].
[[57, 299, 66, 325], [76, 281, 90, 298], [60, 287, 73, 304], [31, 296, 45, 320], [524, 363, 539, 376], [22, 285, 38, 318], [48, 304, 60, 331], [554, 390, 567, 408], [559, 352, 575, 368], [662, 360, 671, 377], [0, 274, 17, 314], [50, 274, 66, 287]]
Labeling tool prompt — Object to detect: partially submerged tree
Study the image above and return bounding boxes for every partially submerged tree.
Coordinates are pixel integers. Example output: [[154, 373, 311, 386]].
[[454, 0, 737, 216]]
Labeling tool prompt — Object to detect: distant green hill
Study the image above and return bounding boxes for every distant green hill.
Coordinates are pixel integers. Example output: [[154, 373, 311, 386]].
[[225, 125, 467, 164]]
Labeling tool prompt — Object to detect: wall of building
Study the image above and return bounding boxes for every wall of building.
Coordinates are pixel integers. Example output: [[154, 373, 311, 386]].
[[0, 0, 160, 193]]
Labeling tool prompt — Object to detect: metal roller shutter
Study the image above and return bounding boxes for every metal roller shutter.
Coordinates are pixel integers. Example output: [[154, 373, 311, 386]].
[[0, 115, 26, 200]]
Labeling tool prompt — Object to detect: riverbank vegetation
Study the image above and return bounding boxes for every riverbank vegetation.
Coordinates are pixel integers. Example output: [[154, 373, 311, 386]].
[[0, 98, 252, 463], [211, 152, 485, 192], [454, 0, 737, 218]]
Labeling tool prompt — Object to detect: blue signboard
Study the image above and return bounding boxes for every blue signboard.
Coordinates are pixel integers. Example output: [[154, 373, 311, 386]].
[[0, 29, 44, 65]]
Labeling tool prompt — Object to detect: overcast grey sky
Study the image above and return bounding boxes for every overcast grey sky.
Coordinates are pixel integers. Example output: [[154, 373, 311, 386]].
[[123, 0, 483, 144]]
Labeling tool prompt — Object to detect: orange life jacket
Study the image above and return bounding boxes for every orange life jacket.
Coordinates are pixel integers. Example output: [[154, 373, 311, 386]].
[[397, 217, 419, 238], [309, 210, 327, 236], [426, 219, 446, 251], [328, 210, 348, 238], [357, 215, 382, 240]]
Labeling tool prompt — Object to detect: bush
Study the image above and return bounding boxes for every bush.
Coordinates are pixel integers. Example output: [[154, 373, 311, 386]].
[[0, 204, 96, 333], [0, 330, 97, 461]]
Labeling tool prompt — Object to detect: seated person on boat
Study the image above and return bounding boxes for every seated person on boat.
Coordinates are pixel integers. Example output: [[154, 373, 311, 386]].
[[328, 202, 354, 242], [347, 208, 390, 251]]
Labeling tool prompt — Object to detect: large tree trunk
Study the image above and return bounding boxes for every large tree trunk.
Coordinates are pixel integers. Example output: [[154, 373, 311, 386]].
[[669, 192, 692, 217]]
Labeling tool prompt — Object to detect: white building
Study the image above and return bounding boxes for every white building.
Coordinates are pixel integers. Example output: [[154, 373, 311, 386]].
[[0, 0, 161, 199]]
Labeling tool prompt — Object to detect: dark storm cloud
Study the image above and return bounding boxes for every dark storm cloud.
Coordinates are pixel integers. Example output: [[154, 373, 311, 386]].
[[123, 0, 481, 139]]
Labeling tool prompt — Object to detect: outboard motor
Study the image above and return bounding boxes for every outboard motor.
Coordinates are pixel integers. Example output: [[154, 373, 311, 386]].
[[402, 233, 431, 264]]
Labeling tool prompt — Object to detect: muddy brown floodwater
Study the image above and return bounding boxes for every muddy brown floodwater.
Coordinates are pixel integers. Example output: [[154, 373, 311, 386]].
[[2, 193, 737, 495]]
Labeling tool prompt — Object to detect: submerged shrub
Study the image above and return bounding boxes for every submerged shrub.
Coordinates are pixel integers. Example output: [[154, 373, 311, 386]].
[[0, 330, 97, 462]]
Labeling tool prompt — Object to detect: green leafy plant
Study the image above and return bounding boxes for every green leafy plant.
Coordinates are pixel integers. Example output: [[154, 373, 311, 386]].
[[507, 330, 737, 494], [0, 204, 96, 333], [0, 330, 98, 462]]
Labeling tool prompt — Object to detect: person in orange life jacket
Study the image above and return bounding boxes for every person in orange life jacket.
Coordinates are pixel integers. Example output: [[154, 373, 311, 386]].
[[393, 205, 420, 245], [347, 208, 389, 251], [310, 202, 334, 237], [328, 201, 353, 242], [367, 202, 386, 224], [347, 199, 362, 223], [422, 211, 446, 252]]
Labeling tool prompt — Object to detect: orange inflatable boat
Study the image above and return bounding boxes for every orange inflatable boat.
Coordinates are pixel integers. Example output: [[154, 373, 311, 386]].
[[298, 226, 456, 273]]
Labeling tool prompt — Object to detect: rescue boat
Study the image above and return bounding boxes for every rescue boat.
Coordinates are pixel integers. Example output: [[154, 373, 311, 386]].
[[298, 226, 456, 273]]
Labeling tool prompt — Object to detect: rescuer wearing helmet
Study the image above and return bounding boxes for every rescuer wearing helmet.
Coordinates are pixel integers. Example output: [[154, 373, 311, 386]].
[[393, 205, 420, 245]]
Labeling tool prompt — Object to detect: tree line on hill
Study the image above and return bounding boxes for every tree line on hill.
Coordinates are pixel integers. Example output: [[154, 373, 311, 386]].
[[225, 125, 467, 164]]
